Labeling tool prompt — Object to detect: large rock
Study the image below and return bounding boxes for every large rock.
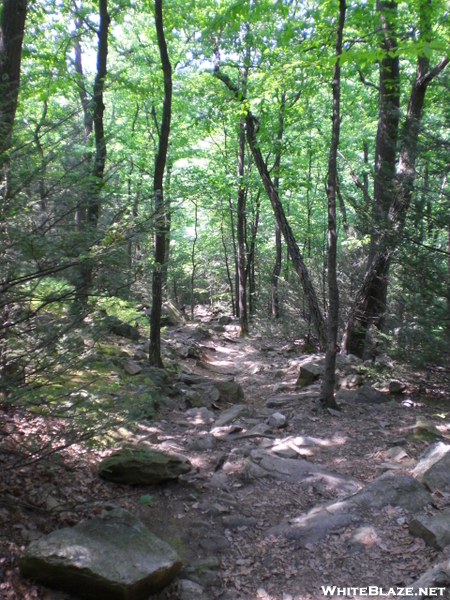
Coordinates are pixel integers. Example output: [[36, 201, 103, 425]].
[[296, 357, 324, 387], [413, 442, 450, 482], [19, 508, 182, 600], [398, 561, 450, 597], [409, 512, 450, 550], [214, 380, 244, 403], [414, 449, 450, 492], [162, 300, 185, 326], [105, 316, 140, 341], [141, 366, 169, 390], [352, 471, 431, 512], [191, 383, 220, 407], [265, 499, 358, 547], [99, 448, 191, 485], [353, 385, 388, 405], [213, 404, 250, 428], [247, 449, 362, 495]]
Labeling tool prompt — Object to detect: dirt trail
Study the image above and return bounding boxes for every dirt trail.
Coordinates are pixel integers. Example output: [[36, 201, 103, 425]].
[[2, 314, 450, 600]]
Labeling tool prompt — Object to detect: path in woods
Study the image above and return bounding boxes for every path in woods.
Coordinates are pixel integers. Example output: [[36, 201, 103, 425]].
[[2, 311, 450, 600]]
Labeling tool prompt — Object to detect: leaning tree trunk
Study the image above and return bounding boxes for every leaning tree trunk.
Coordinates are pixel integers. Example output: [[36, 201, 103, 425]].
[[343, 1, 448, 356], [214, 53, 327, 348], [320, 0, 346, 410], [270, 92, 285, 319], [149, 0, 172, 368]]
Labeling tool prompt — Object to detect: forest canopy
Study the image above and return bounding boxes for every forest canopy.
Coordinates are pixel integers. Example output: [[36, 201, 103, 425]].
[[1, 0, 450, 407]]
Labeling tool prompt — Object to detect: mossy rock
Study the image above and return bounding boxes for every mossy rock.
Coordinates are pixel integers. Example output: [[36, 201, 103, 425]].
[[99, 447, 191, 485]]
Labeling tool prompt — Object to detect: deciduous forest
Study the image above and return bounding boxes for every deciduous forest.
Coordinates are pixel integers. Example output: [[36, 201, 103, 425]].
[[1, 1, 450, 599]]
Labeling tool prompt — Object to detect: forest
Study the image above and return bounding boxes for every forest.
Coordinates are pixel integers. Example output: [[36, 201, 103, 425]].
[[1, 0, 450, 599]]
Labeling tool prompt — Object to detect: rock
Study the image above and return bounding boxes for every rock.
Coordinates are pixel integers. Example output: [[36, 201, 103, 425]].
[[413, 416, 442, 438], [185, 407, 215, 425], [186, 433, 217, 451], [268, 412, 287, 428], [327, 408, 342, 417], [353, 385, 389, 405], [178, 372, 209, 385], [183, 389, 202, 408], [123, 360, 142, 376], [199, 536, 229, 553], [335, 389, 358, 404], [414, 445, 450, 492], [19, 508, 182, 600], [218, 315, 232, 325], [296, 358, 324, 387], [191, 383, 220, 406], [221, 515, 257, 529], [265, 499, 358, 547], [374, 354, 394, 367], [247, 449, 362, 495], [389, 380, 405, 394], [353, 471, 431, 512], [212, 324, 225, 333], [105, 316, 140, 341], [213, 404, 249, 428], [398, 561, 450, 597], [133, 350, 147, 361], [409, 512, 450, 550], [338, 374, 362, 389], [141, 366, 169, 390], [177, 579, 205, 600], [98, 448, 191, 485], [214, 380, 244, 403], [162, 300, 185, 326], [414, 442, 450, 481]]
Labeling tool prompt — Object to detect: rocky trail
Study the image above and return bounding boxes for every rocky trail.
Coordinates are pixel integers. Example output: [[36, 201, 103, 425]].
[[2, 308, 450, 600]]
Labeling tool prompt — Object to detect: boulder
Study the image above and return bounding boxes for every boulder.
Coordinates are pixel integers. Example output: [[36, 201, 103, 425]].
[[353, 385, 389, 405], [105, 316, 140, 342], [409, 512, 450, 550], [99, 448, 191, 485], [265, 499, 358, 547], [352, 471, 431, 512], [177, 579, 205, 600], [414, 447, 450, 492], [267, 412, 287, 428], [413, 416, 442, 439], [247, 449, 362, 495], [162, 300, 185, 326], [191, 382, 220, 407], [413, 442, 450, 481], [296, 357, 324, 387], [398, 562, 450, 597], [185, 407, 215, 425], [389, 380, 405, 394], [214, 380, 244, 403], [19, 508, 182, 600], [213, 404, 249, 428], [141, 366, 169, 390], [123, 360, 142, 376]]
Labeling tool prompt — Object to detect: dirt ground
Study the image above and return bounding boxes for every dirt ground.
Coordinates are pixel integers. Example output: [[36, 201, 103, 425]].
[[1, 314, 450, 600]]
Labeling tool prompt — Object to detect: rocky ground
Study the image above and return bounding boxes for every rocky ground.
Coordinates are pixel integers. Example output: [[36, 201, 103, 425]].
[[2, 308, 450, 600]]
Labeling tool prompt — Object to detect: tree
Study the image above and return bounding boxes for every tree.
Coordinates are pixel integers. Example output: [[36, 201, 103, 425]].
[[343, 0, 449, 356], [320, 0, 346, 410], [148, 0, 172, 367]]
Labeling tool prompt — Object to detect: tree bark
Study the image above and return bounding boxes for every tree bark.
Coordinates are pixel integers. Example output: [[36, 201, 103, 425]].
[[213, 55, 327, 348], [270, 92, 285, 319], [237, 124, 248, 336], [73, 0, 110, 309], [149, 0, 172, 368], [343, 1, 449, 356], [0, 0, 27, 206], [320, 0, 345, 409]]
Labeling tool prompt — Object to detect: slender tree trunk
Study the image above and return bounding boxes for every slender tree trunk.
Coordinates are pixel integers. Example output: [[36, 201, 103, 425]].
[[245, 189, 260, 315], [149, 0, 172, 367], [320, 0, 346, 410], [190, 200, 198, 321], [237, 124, 248, 336], [271, 92, 285, 318], [162, 160, 172, 291], [0, 0, 28, 180], [74, 0, 110, 309], [221, 201, 235, 314], [343, 1, 448, 356]]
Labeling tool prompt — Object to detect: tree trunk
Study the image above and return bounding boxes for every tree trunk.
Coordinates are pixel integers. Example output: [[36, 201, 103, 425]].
[[73, 0, 110, 309], [270, 92, 285, 319], [245, 189, 260, 315], [149, 0, 172, 368], [320, 0, 345, 410], [237, 125, 248, 336], [221, 200, 235, 315], [0, 0, 28, 169], [343, 1, 448, 356], [190, 200, 197, 321]]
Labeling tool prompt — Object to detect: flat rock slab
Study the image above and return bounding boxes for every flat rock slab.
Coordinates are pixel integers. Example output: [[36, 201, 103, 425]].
[[214, 380, 244, 403], [213, 404, 250, 428], [247, 449, 362, 495], [398, 561, 450, 597], [353, 385, 388, 405], [99, 447, 191, 485], [409, 512, 450, 550], [352, 471, 431, 512], [414, 444, 450, 492], [265, 499, 359, 547], [19, 508, 182, 600], [413, 442, 450, 480]]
